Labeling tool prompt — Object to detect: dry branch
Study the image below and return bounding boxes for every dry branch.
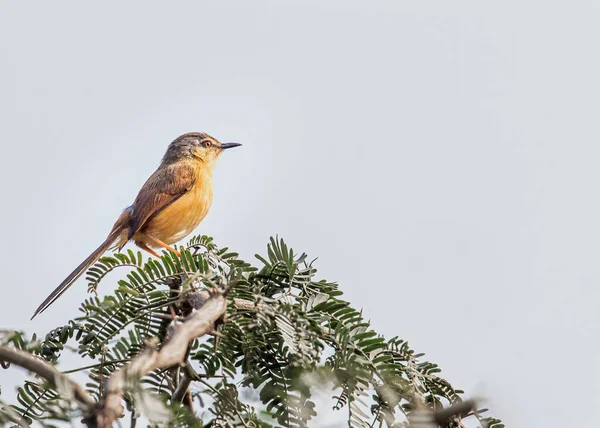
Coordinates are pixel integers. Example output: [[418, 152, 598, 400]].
[[95, 289, 228, 428], [0, 346, 94, 407]]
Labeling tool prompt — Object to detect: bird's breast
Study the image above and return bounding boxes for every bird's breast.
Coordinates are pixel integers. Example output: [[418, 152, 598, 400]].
[[141, 179, 214, 245]]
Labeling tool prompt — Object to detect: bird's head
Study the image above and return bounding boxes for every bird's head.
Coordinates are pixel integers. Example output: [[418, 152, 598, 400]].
[[162, 132, 241, 167]]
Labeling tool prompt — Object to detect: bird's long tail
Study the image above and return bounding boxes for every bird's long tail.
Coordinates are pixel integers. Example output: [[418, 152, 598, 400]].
[[31, 228, 125, 320]]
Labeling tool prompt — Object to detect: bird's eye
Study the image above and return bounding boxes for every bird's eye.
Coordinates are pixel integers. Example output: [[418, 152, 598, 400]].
[[202, 140, 212, 148]]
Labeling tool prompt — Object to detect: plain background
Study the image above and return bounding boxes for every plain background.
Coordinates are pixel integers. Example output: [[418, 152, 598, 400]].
[[1, 1, 599, 426]]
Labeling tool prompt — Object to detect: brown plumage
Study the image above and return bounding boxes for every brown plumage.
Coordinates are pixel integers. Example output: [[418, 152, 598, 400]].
[[31, 132, 241, 319]]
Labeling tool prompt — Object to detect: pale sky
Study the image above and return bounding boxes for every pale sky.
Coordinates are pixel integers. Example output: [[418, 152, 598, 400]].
[[1, 1, 599, 427]]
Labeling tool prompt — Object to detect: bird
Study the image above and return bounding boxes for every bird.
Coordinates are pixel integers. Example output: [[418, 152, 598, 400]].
[[31, 132, 241, 319]]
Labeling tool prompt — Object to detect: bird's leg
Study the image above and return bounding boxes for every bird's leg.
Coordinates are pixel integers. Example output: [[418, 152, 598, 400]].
[[145, 235, 181, 257], [136, 241, 162, 258]]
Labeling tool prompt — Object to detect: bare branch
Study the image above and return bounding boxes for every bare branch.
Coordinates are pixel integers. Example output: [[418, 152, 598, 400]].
[[0, 346, 94, 408], [171, 364, 196, 403]]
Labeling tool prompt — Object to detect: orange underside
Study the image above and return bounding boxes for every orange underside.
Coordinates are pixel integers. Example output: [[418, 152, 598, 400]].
[[137, 185, 213, 246], [113, 176, 214, 257]]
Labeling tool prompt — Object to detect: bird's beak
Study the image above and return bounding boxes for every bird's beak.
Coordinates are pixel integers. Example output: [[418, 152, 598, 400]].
[[220, 142, 242, 150]]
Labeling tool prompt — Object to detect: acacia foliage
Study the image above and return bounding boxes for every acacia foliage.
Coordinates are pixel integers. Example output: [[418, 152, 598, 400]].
[[0, 236, 502, 427]]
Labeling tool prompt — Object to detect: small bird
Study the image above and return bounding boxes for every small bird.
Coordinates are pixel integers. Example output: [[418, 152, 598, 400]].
[[31, 132, 241, 319]]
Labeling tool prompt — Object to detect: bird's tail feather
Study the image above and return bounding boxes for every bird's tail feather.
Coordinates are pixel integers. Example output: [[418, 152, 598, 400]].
[[31, 228, 124, 320]]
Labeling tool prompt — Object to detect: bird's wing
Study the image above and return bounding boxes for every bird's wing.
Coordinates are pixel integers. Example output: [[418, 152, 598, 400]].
[[127, 162, 196, 239]]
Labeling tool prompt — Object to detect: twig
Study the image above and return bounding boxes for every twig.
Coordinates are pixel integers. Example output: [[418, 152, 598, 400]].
[[137, 296, 181, 312], [171, 364, 196, 403], [221, 278, 239, 297], [130, 410, 137, 428], [62, 359, 134, 374], [153, 313, 185, 322]]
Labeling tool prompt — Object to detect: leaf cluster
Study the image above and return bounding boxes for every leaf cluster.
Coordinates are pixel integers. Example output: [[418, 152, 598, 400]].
[[0, 236, 502, 428]]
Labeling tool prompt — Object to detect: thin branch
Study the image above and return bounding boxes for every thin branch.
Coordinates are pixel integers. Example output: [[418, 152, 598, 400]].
[[137, 296, 181, 311], [221, 278, 239, 297], [171, 364, 195, 403], [0, 346, 94, 408], [170, 361, 226, 404], [62, 358, 132, 374], [153, 312, 185, 322]]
